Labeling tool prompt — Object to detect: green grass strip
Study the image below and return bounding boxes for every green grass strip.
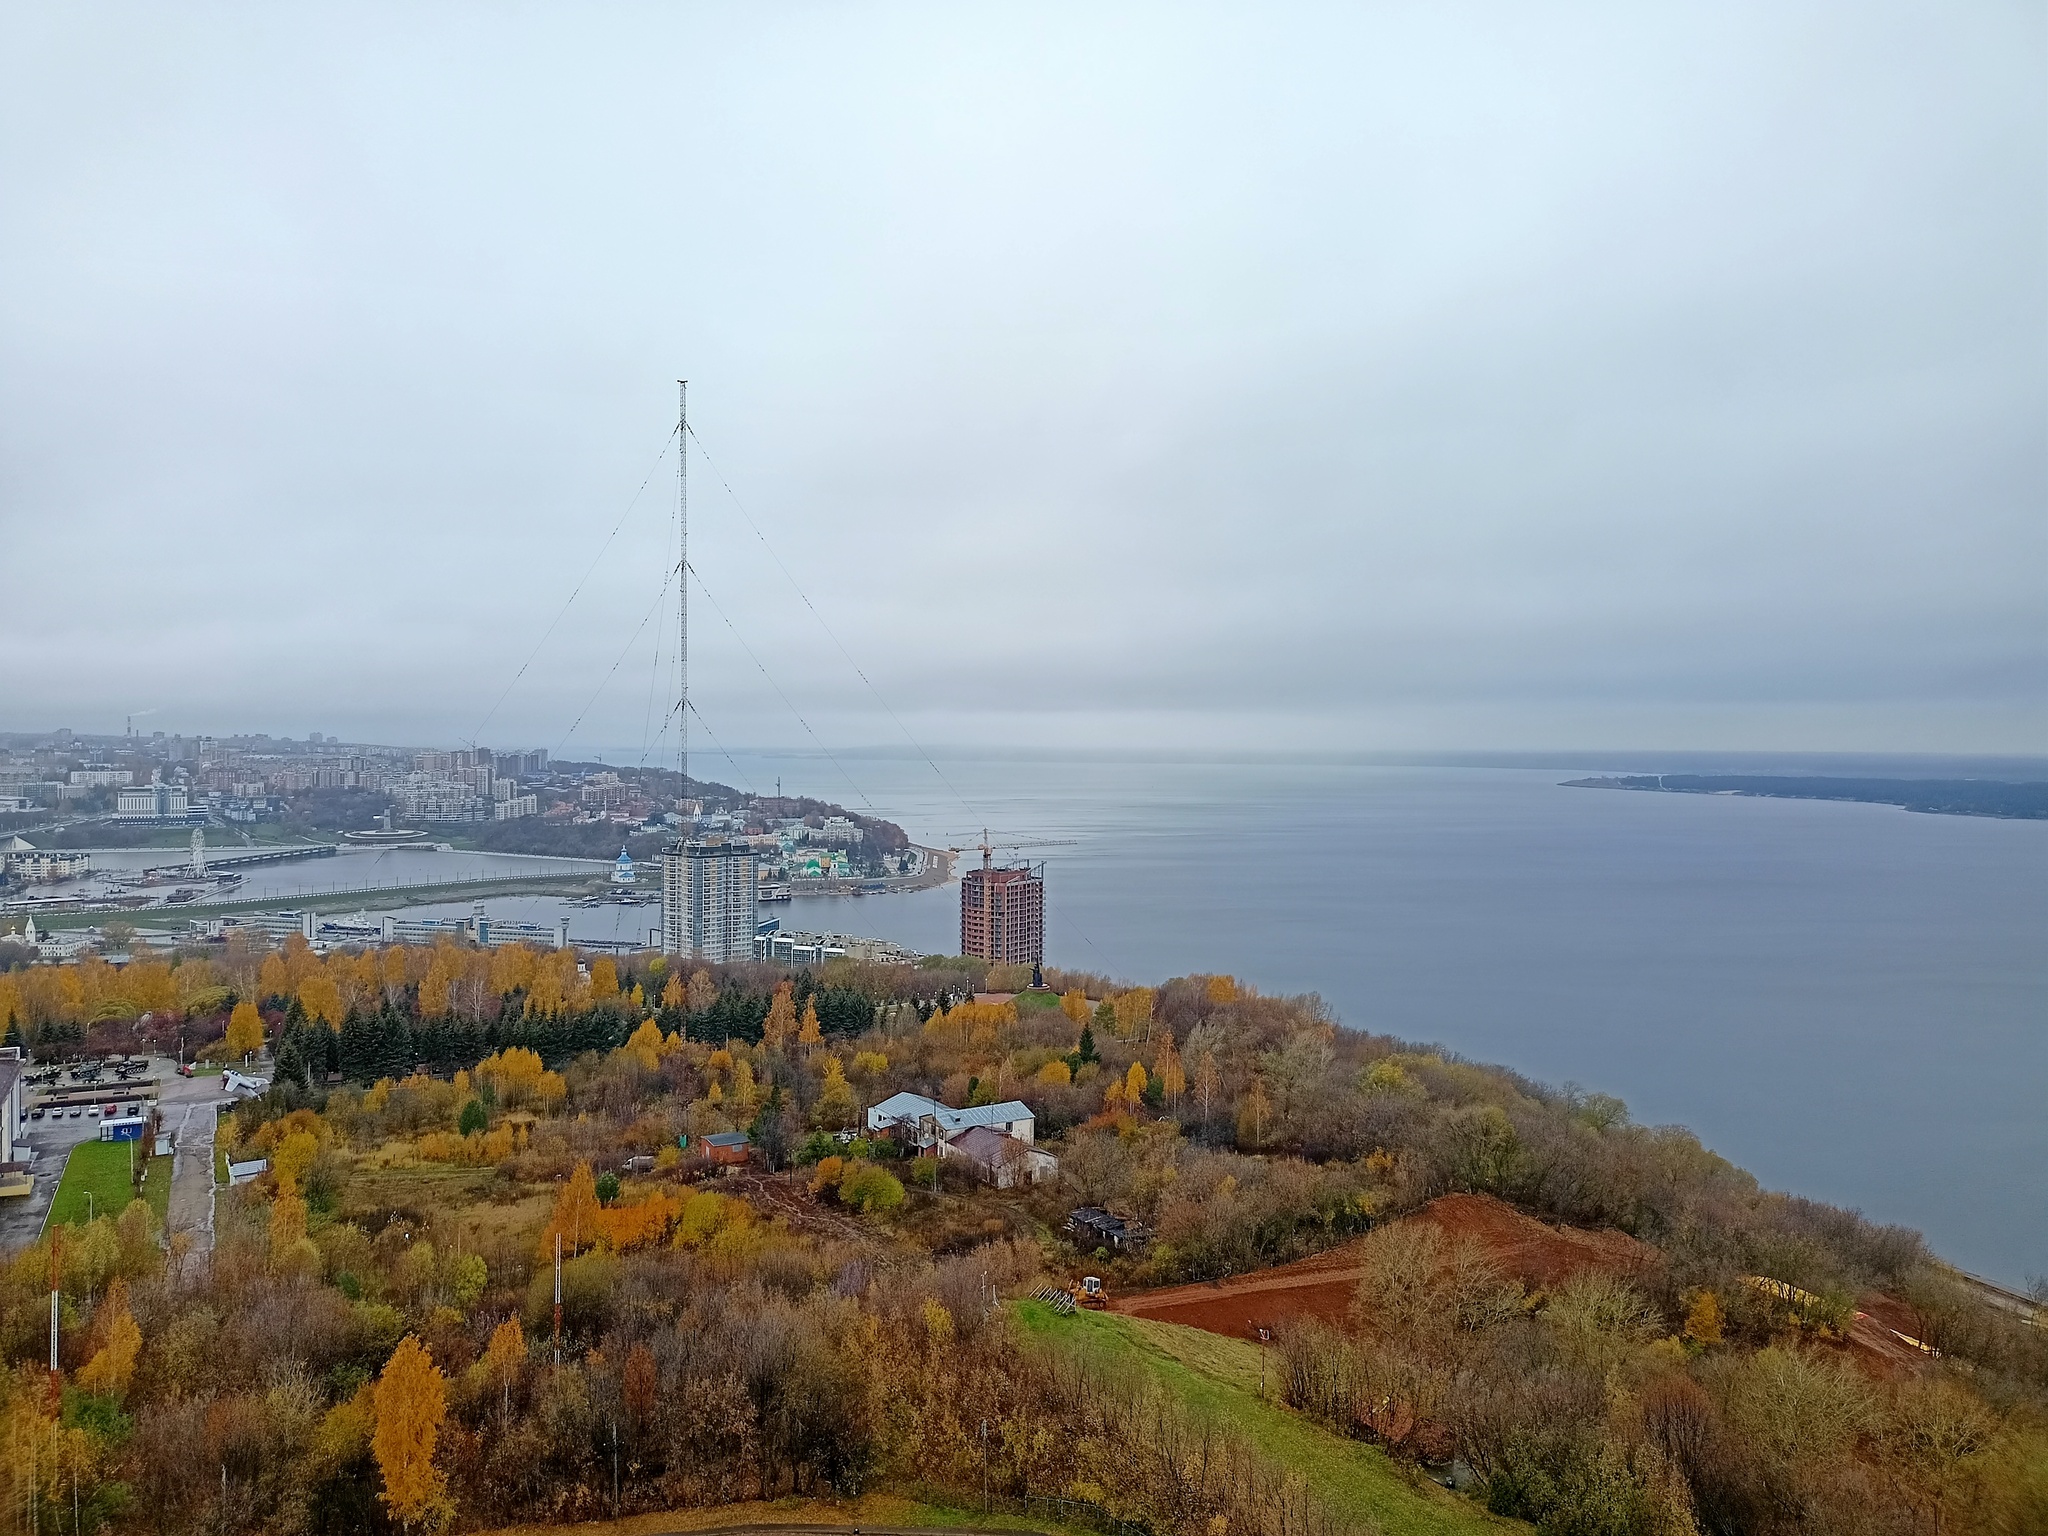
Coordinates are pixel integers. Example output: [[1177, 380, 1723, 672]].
[[47, 1139, 146, 1228], [1011, 1302, 1517, 1536]]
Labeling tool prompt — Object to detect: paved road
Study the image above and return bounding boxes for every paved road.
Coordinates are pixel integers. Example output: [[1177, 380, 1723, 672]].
[[165, 1091, 220, 1261], [0, 1057, 227, 1258]]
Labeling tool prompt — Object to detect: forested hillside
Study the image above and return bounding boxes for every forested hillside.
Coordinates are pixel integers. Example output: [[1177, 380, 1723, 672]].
[[0, 940, 2041, 1535]]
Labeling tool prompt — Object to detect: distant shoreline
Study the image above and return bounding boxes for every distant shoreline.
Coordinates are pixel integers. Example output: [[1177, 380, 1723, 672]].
[[1562, 774, 2048, 820]]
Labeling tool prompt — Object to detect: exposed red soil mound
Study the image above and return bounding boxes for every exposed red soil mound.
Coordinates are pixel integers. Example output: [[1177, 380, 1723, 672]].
[[1110, 1193, 1655, 1340], [1416, 1193, 1658, 1290]]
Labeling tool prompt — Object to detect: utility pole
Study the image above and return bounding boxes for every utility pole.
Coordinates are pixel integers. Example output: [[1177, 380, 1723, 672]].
[[48, 1226, 61, 1383], [552, 1232, 563, 1365]]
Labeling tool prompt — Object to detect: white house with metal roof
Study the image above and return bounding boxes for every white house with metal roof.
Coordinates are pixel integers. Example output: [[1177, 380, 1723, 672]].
[[865, 1091, 1035, 1148]]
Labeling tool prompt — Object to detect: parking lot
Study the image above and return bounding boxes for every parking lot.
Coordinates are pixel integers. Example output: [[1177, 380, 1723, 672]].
[[0, 1056, 230, 1253]]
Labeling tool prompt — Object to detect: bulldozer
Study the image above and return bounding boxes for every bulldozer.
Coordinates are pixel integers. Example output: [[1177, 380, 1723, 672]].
[[1077, 1275, 1107, 1310]]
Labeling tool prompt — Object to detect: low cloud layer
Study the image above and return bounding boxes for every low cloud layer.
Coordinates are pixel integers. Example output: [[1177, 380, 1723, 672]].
[[2, 3, 2041, 755]]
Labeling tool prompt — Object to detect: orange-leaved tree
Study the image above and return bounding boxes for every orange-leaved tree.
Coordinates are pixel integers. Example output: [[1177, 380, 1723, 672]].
[[798, 998, 823, 1051], [372, 1335, 450, 1530]]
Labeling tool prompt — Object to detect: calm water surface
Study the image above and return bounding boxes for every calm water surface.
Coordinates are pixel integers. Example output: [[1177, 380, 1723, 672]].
[[395, 756, 2044, 1285]]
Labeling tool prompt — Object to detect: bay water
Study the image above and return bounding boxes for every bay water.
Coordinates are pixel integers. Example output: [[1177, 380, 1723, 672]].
[[407, 752, 2046, 1286]]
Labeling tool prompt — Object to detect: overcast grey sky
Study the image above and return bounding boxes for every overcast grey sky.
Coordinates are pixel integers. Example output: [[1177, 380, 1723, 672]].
[[2, 3, 2041, 757]]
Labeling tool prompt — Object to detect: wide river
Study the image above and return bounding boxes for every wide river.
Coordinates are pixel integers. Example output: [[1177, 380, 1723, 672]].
[[114, 752, 2048, 1286]]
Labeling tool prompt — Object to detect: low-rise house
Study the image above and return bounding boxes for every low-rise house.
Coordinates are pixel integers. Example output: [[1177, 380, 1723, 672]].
[[702, 1130, 751, 1167], [941, 1126, 1058, 1188], [865, 1091, 1035, 1150]]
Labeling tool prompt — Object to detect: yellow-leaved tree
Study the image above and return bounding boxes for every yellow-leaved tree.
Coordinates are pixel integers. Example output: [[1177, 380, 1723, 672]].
[[589, 957, 619, 1002], [372, 1335, 450, 1531], [621, 1019, 668, 1072], [1206, 974, 1239, 1005], [478, 1316, 525, 1417], [686, 968, 717, 1013], [257, 952, 291, 1000], [762, 984, 795, 1051], [660, 973, 686, 1012], [814, 1057, 856, 1128], [1059, 989, 1091, 1024], [1111, 988, 1154, 1038], [797, 999, 823, 1051], [1236, 1076, 1272, 1148], [540, 1162, 602, 1259], [1124, 1060, 1149, 1108], [1156, 1033, 1186, 1109], [298, 966, 343, 1028], [76, 1279, 141, 1399], [224, 1001, 265, 1059]]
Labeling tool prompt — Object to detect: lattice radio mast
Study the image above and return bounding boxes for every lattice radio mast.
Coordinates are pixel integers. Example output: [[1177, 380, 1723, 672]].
[[688, 380, 696, 806]]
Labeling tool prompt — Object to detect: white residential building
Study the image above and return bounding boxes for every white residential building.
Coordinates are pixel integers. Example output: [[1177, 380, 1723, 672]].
[[661, 839, 758, 963], [115, 784, 189, 819], [864, 1092, 1036, 1148]]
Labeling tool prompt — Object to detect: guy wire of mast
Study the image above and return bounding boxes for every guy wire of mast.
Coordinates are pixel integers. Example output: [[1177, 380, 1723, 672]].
[[688, 380, 696, 806]]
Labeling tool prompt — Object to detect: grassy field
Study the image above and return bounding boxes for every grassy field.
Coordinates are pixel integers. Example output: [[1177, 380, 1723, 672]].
[[46, 1139, 149, 1227], [140, 1152, 172, 1222], [1012, 1302, 1519, 1536]]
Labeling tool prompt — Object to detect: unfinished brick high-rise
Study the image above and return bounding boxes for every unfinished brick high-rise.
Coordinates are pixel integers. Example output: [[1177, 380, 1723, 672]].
[[960, 857, 1044, 966]]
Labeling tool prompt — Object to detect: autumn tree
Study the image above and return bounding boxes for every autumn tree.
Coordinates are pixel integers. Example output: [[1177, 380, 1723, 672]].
[[1124, 1060, 1149, 1109], [1156, 1032, 1186, 1110], [589, 956, 619, 1002], [76, 1279, 141, 1398], [660, 972, 686, 1012], [623, 1342, 657, 1431], [478, 1317, 525, 1419], [1682, 1288, 1724, 1349], [686, 967, 718, 1012], [798, 998, 823, 1051], [373, 1335, 451, 1530], [224, 1000, 265, 1059], [763, 983, 796, 1050], [269, 1183, 310, 1267], [1236, 1075, 1271, 1148], [814, 1057, 857, 1128], [298, 965, 343, 1027], [541, 1162, 602, 1258], [1060, 989, 1091, 1024], [1194, 1049, 1221, 1130], [1111, 988, 1154, 1038], [621, 1018, 669, 1072], [1206, 974, 1238, 1004]]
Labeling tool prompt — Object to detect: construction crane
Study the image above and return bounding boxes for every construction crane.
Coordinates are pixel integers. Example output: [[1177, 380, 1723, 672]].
[[946, 828, 1078, 872]]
